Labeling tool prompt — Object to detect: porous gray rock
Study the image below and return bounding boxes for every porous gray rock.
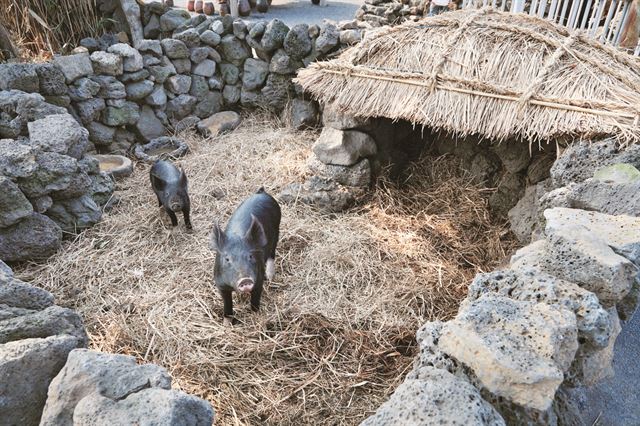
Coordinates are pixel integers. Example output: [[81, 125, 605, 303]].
[[192, 59, 216, 77], [0, 264, 54, 310], [439, 294, 578, 411], [144, 14, 161, 38], [0, 64, 39, 92], [0, 335, 82, 426], [189, 75, 209, 100], [269, 49, 303, 74], [0, 175, 33, 227], [508, 179, 551, 243], [316, 22, 340, 54], [360, 367, 505, 426], [107, 43, 144, 72], [307, 154, 371, 187], [53, 52, 94, 83], [159, 9, 191, 32], [148, 63, 176, 84], [197, 111, 241, 137], [189, 46, 210, 64], [171, 58, 192, 74], [161, 39, 190, 59], [219, 35, 251, 67], [200, 30, 221, 46], [220, 63, 240, 85], [166, 74, 192, 94], [102, 101, 140, 126], [173, 28, 201, 48], [27, 113, 90, 160], [242, 58, 269, 90], [260, 73, 294, 111], [135, 105, 166, 142], [290, 98, 319, 130], [35, 64, 68, 96], [72, 388, 214, 426], [89, 51, 123, 76], [120, 69, 150, 83], [491, 140, 531, 173], [87, 122, 117, 147], [75, 98, 107, 125], [0, 304, 86, 344], [146, 84, 168, 107], [46, 196, 102, 233], [125, 79, 155, 100], [39, 349, 173, 426], [284, 24, 312, 59], [233, 19, 247, 39], [261, 19, 289, 52], [194, 91, 223, 118], [322, 103, 369, 130], [137, 39, 163, 57], [489, 172, 525, 217], [222, 84, 241, 105], [0, 213, 62, 262], [468, 269, 611, 349], [279, 176, 359, 212], [0, 138, 38, 179], [68, 77, 101, 102], [312, 127, 377, 166], [90, 75, 126, 99], [339, 29, 362, 44], [166, 94, 198, 121]]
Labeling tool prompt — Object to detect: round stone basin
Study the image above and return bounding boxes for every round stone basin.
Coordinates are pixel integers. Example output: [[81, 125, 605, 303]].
[[91, 155, 133, 179], [133, 136, 189, 163]]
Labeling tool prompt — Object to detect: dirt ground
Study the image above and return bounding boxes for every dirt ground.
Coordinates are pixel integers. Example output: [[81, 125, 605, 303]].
[[17, 115, 516, 425]]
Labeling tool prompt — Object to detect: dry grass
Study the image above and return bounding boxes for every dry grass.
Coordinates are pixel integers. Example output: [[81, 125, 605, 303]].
[[17, 115, 517, 425], [0, 0, 101, 59], [296, 8, 640, 145]]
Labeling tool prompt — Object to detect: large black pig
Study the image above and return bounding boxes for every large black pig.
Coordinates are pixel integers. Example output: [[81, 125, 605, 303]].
[[150, 160, 192, 230], [209, 188, 281, 324]]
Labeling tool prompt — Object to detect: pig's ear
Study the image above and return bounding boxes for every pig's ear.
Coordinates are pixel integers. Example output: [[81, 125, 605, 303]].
[[179, 168, 188, 185], [245, 215, 267, 248], [209, 223, 226, 251]]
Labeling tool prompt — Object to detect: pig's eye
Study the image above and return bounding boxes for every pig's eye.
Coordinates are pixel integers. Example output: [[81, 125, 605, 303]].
[[225, 256, 230, 263]]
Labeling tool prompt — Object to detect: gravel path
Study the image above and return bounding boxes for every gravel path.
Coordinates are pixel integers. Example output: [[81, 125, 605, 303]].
[[169, 0, 362, 26]]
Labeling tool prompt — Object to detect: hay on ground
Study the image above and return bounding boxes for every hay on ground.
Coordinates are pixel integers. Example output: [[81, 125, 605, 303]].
[[296, 8, 640, 145], [17, 116, 517, 425]]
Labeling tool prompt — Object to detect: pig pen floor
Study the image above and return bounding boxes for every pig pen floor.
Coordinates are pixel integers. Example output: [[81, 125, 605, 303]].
[[17, 115, 516, 425]]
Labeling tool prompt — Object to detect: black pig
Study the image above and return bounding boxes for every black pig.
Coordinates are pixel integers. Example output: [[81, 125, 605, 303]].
[[210, 188, 281, 323], [150, 160, 192, 230]]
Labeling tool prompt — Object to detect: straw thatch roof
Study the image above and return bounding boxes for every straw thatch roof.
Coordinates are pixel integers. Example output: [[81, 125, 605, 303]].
[[296, 8, 640, 144]]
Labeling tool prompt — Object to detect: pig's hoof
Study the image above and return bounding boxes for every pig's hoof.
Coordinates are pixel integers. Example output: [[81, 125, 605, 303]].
[[223, 317, 233, 327], [266, 258, 275, 281]]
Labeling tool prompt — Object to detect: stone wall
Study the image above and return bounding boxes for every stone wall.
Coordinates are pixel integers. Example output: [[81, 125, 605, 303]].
[[0, 260, 214, 425], [358, 140, 640, 425], [0, 80, 115, 262]]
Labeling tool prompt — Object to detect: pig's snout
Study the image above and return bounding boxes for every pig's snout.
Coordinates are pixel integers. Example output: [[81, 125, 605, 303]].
[[237, 278, 254, 293], [169, 201, 182, 212]]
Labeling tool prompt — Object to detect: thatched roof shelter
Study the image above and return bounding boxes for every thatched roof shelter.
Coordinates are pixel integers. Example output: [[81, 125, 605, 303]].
[[296, 8, 640, 145]]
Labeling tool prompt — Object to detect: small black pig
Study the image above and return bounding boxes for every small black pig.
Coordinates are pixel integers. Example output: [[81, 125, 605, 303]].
[[150, 160, 192, 230], [210, 188, 281, 323]]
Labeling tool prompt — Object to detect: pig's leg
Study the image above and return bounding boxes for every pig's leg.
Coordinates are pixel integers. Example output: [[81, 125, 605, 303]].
[[183, 200, 192, 230], [265, 229, 279, 281], [221, 288, 234, 318], [165, 208, 178, 227], [156, 193, 162, 207], [250, 285, 262, 312]]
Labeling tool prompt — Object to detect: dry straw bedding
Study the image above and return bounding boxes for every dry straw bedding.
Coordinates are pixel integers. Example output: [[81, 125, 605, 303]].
[[18, 116, 516, 425], [296, 8, 640, 145]]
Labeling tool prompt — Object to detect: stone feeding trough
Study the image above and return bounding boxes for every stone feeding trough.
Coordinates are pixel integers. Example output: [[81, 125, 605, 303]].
[[133, 136, 189, 163], [91, 155, 134, 179]]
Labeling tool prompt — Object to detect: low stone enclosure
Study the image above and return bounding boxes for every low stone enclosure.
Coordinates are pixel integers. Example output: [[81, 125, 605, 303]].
[[2, 5, 640, 426]]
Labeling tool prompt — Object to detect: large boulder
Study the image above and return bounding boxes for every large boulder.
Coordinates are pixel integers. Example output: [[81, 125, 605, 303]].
[[35, 64, 67, 96], [159, 9, 191, 32], [89, 51, 123, 76], [0, 336, 81, 426], [360, 367, 505, 426], [0, 213, 62, 262], [218, 35, 251, 67], [508, 180, 551, 243], [312, 127, 377, 166], [135, 105, 166, 142], [0, 138, 38, 179], [196, 111, 241, 137], [0, 304, 86, 344], [27, 113, 90, 160], [283, 24, 312, 59], [0, 64, 39, 92], [290, 99, 319, 130], [107, 43, 144, 73], [0, 264, 54, 310], [261, 19, 289, 52], [242, 58, 269, 90], [279, 176, 359, 212], [438, 295, 578, 411], [322, 103, 369, 130], [46, 196, 103, 233], [53, 53, 93, 83], [307, 154, 371, 187]]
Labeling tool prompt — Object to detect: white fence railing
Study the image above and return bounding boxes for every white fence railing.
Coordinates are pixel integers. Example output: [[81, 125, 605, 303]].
[[462, 0, 640, 56]]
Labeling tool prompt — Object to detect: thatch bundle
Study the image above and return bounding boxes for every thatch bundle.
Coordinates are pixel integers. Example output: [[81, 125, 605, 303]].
[[296, 8, 640, 145], [0, 0, 100, 58]]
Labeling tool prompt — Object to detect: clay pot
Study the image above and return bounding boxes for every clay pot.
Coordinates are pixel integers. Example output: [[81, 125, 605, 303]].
[[195, 0, 204, 13], [238, 0, 251, 16], [256, 0, 269, 12], [187, 0, 195, 11], [164, 0, 174, 7], [248, 0, 256, 8], [204, 1, 215, 14], [219, 1, 230, 15]]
